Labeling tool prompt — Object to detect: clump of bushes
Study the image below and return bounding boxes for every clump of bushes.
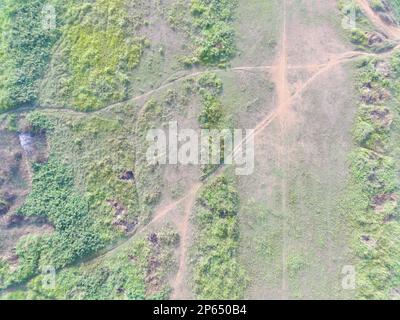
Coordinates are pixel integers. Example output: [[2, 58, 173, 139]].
[[0, 158, 106, 288], [197, 73, 226, 130], [0, 0, 60, 112], [58, 0, 145, 111], [195, 73, 228, 177], [170, 0, 238, 67], [192, 176, 247, 299], [26, 111, 55, 133], [346, 54, 400, 299], [191, 0, 238, 66]]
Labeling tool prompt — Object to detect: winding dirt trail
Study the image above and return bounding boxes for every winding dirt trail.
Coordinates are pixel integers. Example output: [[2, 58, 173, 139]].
[[96, 0, 400, 300], [170, 186, 200, 300], [356, 0, 400, 40], [71, 45, 397, 297], [15, 0, 400, 300]]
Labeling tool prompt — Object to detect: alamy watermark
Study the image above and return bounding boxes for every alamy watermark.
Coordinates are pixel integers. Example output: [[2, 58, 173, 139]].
[[42, 4, 56, 31], [342, 265, 356, 290], [146, 121, 255, 176], [41, 265, 56, 290]]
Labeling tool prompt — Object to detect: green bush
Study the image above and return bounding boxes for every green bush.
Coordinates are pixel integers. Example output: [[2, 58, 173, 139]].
[[350, 29, 368, 46], [0, 0, 60, 112], [26, 111, 55, 132], [190, 0, 238, 66], [192, 176, 247, 299], [199, 176, 239, 217]]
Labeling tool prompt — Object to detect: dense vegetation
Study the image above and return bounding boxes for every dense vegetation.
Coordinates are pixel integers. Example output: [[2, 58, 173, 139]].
[[191, 0, 238, 66], [195, 72, 231, 178], [1, 228, 178, 300], [168, 0, 238, 67], [191, 175, 247, 299], [0, 0, 60, 112], [345, 55, 400, 299], [57, 0, 146, 111], [0, 158, 105, 288]]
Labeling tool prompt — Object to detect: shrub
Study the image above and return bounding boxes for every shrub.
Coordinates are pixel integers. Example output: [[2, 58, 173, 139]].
[[26, 111, 55, 133], [199, 176, 239, 217], [190, 0, 238, 66], [0, 0, 60, 112], [7, 158, 106, 285], [193, 176, 247, 299]]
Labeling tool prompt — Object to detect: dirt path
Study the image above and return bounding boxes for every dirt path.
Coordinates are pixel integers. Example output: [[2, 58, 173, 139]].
[[272, 0, 290, 299], [170, 186, 200, 300], [356, 0, 400, 40]]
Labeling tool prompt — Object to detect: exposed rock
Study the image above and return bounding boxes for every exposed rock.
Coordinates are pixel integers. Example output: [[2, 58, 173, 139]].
[[361, 87, 391, 105], [108, 199, 137, 233], [370, 107, 393, 128], [5, 214, 25, 228], [120, 170, 135, 181], [148, 232, 159, 246], [0, 201, 9, 215], [372, 193, 399, 213], [367, 31, 386, 46], [361, 235, 377, 248]]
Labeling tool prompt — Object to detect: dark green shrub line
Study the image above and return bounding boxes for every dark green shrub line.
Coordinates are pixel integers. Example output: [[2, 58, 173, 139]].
[[191, 176, 248, 299], [194, 72, 231, 178]]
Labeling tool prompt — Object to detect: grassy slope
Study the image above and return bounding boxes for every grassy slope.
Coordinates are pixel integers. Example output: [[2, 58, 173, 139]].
[[336, 0, 400, 299], [0, 0, 249, 299], [2, 0, 400, 301]]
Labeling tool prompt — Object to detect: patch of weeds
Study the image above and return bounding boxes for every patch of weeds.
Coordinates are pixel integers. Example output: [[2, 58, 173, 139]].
[[0, 0, 60, 112], [0, 158, 106, 288], [191, 175, 247, 299], [287, 254, 309, 279], [344, 51, 400, 299], [1, 228, 178, 300], [44, 0, 147, 111], [26, 111, 55, 133], [168, 0, 238, 67]]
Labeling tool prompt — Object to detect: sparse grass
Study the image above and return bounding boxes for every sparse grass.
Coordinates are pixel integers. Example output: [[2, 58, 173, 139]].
[[391, 0, 400, 19]]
